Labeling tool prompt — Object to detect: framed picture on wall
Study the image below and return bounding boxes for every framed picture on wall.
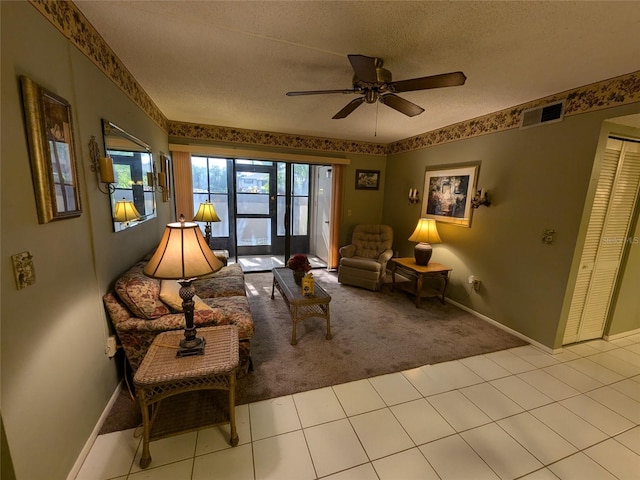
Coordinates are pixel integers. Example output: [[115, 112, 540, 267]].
[[355, 169, 380, 190], [159, 151, 172, 203], [20, 76, 82, 223], [422, 163, 479, 227]]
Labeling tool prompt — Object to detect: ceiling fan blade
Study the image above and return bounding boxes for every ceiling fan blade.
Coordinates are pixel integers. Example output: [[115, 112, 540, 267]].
[[332, 97, 366, 119], [347, 54, 378, 83], [379, 94, 424, 117], [389, 71, 467, 93], [286, 89, 357, 96]]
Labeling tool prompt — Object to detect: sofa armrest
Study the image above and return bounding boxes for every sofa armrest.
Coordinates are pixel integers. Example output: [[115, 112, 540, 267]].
[[339, 244, 356, 258]]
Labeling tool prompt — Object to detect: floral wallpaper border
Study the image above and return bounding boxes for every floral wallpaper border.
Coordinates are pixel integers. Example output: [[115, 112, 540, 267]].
[[167, 121, 389, 156], [30, 0, 168, 131], [387, 71, 640, 155], [32, 1, 639, 157]]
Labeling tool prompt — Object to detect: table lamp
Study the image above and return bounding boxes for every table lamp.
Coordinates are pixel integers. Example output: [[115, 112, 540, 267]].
[[408, 218, 442, 265], [144, 215, 224, 357], [113, 199, 141, 225], [193, 200, 221, 246]]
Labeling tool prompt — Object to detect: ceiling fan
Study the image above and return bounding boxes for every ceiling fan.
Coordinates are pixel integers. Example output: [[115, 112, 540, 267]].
[[286, 54, 467, 119]]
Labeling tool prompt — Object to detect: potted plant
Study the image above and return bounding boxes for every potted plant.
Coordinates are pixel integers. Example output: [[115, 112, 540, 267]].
[[287, 254, 312, 284]]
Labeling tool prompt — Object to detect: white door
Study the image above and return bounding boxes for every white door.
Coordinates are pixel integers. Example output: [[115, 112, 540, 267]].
[[563, 137, 640, 344], [312, 166, 332, 263]]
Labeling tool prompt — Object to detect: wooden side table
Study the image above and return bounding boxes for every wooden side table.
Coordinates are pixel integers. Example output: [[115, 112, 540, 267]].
[[390, 258, 452, 308], [271, 267, 332, 345], [133, 325, 239, 469]]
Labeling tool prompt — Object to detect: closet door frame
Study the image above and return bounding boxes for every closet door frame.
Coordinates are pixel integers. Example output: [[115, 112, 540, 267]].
[[559, 121, 640, 346]]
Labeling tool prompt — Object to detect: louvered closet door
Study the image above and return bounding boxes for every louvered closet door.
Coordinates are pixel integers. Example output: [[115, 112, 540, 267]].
[[563, 138, 640, 344]]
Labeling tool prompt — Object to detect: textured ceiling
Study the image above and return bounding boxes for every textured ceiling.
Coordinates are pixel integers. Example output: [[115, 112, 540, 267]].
[[74, 1, 640, 144]]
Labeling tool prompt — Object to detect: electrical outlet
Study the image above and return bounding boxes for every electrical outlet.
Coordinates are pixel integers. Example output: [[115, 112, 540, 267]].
[[106, 335, 118, 357], [472, 279, 481, 291]]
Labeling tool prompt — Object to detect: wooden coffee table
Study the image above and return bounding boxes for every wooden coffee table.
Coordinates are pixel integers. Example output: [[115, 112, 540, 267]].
[[271, 268, 332, 345], [133, 325, 239, 469]]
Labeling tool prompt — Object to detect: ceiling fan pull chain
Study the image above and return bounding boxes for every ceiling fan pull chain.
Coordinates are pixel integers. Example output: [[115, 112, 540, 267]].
[[374, 102, 379, 137]]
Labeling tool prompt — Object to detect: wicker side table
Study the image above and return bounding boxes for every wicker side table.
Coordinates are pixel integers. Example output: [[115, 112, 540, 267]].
[[133, 325, 239, 469]]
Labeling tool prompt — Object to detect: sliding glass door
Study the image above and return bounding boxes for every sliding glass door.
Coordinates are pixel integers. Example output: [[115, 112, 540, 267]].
[[235, 161, 277, 256], [192, 156, 316, 268]]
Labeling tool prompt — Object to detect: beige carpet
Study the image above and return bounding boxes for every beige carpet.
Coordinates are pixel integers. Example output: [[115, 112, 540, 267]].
[[100, 269, 526, 434]]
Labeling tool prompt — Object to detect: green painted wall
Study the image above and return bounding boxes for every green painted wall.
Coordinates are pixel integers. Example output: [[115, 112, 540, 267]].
[[1, 3, 171, 479], [338, 155, 387, 245], [383, 108, 640, 349]]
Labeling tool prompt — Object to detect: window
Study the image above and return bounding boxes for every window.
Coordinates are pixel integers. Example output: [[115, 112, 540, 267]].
[[277, 163, 309, 236], [192, 156, 230, 237]]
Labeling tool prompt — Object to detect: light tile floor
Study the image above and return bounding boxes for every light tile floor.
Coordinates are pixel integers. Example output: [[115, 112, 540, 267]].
[[75, 335, 640, 480]]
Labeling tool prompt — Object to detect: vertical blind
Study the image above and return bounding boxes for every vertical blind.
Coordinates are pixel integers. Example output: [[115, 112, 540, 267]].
[[171, 151, 195, 220]]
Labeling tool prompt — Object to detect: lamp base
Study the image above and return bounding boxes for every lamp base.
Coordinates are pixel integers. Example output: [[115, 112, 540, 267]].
[[177, 281, 205, 357], [204, 223, 212, 248], [414, 242, 433, 266], [177, 335, 206, 357]]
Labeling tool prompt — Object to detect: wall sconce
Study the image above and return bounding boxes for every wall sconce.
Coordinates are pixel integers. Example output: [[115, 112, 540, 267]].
[[471, 189, 490, 208], [408, 188, 420, 204], [146, 167, 167, 195], [88, 135, 115, 194]]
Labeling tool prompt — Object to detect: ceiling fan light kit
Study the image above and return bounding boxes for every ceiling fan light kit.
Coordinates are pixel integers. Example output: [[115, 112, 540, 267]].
[[287, 54, 466, 120]]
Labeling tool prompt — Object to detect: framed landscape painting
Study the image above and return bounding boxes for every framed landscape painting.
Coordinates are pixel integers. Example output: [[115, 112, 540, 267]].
[[422, 163, 478, 227], [355, 169, 380, 190]]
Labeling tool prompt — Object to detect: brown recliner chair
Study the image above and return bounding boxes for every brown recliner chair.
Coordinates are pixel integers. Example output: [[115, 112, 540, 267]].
[[338, 224, 394, 291]]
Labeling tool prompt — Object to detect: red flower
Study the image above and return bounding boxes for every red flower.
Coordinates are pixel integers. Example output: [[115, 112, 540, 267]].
[[287, 254, 312, 273]]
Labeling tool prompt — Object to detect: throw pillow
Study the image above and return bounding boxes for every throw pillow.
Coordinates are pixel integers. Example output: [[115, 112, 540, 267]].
[[160, 280, 212, 312], [114, 265, 171, 320]]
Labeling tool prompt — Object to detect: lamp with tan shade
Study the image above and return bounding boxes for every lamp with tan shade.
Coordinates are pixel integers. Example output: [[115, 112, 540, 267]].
[[113, 199, 141, 226], [144, 215, 224, 357], [193, 200, 221, 247], [408, 218, 442, 265]]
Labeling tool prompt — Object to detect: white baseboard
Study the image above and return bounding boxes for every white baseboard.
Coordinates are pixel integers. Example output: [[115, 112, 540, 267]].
[[604, 327, 640, 341], [66, 380, 123, 480], [447, 298, 639, 350], [445, 297, 561, 355]]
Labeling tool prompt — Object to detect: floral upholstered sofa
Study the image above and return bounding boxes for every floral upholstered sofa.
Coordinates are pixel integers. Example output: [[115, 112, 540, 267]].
[[103, 259, 254, 374]]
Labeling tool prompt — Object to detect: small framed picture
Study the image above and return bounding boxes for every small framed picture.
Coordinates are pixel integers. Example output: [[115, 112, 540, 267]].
[[422, 163, 479, 227], [20, 76, 82, 223], [11, 251, 36, 290], [355, 169, 380, 190], [160, 151, 172, 202]]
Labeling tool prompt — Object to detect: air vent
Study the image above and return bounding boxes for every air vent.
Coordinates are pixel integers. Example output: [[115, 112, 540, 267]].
[[520, 100, 565, 129]]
